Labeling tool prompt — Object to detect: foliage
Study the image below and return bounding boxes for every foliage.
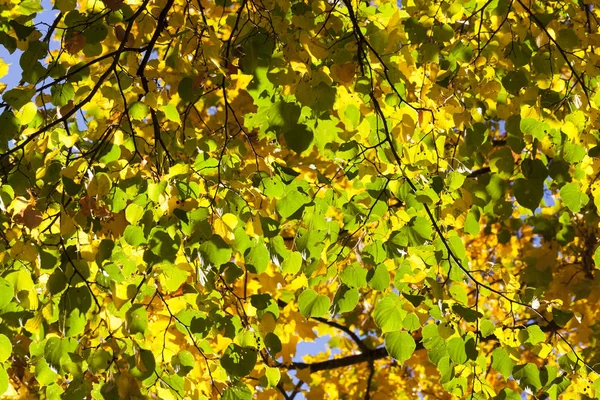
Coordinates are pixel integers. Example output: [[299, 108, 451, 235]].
[[0, 0, 600, 398]]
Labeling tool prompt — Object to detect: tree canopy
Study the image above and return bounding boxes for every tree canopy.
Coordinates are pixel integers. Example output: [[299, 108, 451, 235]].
[[0, 0, 600, 398]]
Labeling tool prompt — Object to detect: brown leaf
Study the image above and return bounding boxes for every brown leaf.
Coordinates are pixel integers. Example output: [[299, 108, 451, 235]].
[[227, 61, 238, 76], [64, 31, 86, 55], [115, 25, 126, 42], [115, 25, 134, 47], [103, 0, 123, 11], [21, 205, 42, 230], [59, 100, 74, 117]]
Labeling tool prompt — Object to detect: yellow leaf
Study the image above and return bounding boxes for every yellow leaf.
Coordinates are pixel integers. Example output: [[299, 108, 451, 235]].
[[561, 121, 578, 141], [87, 173, 112, 197], [296, 368, 313, 384], [221, 213, 238, 229], [24, 314, 43, 336], [0, 59, 9, 79], [10, 240, 38, 264]]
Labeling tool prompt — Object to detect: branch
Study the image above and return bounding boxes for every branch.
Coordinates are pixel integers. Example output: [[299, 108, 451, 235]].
[[467, 167, 490, 178], [286, 320, 564, 374], [515, 0, 590, 100], [0, 0, 151, 163], [136, 0, 176, 172], [278, 299, 369, 353], [288, 346, 389, 372]]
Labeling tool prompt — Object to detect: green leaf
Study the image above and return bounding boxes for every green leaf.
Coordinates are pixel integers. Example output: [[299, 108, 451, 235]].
[[19, 102, 37, 125], [374, 293, 406, 333], [480, 320, 495, 337], [221, 344, 257, 377], [447, 337, 467, 364], [447, 236, 466, 260], [222, 382, 252, 400], [556, 28, 580, 51], [88, 172, 112, 197], [447, 170, 466, 191], [282, 123, 314, 154], [449, 285, 467, 304], [127, 305, 148, 335], [552, 308, 574, 327], [340, 263, 368, 289], [0, 367, 7, 396], [128, 101, 149, 120], [8, 21, 35, 40], [125, 203, 144, 225], [88, 350, 112, 374], [298, 289, 330, 318], [123, 225, 147, 247], [200, 235, 232, 267], [0, 334, 12, 363], [402, 313, 420, 332], [172, 350, 195, 377], [560, 182, 589, 213], [489, 147, 515, 178], [513, 178, 544, 212], [245, 243, 269, 274], [178, 77, 203, 102], [433, 23, 453, 42], [545, 376, 571, 400], [344, 104, 361, 128], [513, 363, 542, 392], [524, 325, 546, 345], [464, 210, 480, 235], [563, 142, 586, 164], [520, 118, 547, 141], [502, 70, 529, 95], [367, 264, 390, 291], [264, 332, 282, 356], [98, 144, 121, 164], [405, 18, 427, 43], [492, 347, 514, 378], [276, 190, 311, 219], [450, 41, 473, 63], [82, 22, 108, 43], [148, 228, 179, 262], [35, 360, 57, 386], [332, 285, 359, 314], [281, 251, 302, 275], [385, 331, 416, 363], [260, 366, 280, 388], [163, 103, 181, 124], [0, 278, 14, 309], [44, 337, 77, 372], [50, 83, 74, 107], [158, 263, 189, 293]]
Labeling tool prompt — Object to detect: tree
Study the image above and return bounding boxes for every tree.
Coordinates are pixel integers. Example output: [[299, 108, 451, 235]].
[[0, 0, 599, 397]]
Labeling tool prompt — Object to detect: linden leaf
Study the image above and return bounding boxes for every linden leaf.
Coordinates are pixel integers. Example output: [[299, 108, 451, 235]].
[[560, 182, 589, 213], [0, 278, 14, 309], [221, 344, 258, 377], [0, 335, 12, 363], [385, 331, 416, 364], [126, 305, 148, 335], [298, 289, 330, 318], [163, 103, 181, 124], [276, 190, 311, 220], [513, 178, 543, 212], [374, 294, 406, 333]]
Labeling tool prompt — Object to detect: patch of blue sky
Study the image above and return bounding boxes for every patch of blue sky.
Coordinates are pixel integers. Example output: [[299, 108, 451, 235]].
[[0, 0, 58, 90]]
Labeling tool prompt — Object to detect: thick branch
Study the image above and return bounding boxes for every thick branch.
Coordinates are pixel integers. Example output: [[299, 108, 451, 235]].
[[286, 319, 566, 374], [277, 300, 369, 352], [289, 346, 389, 372]]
